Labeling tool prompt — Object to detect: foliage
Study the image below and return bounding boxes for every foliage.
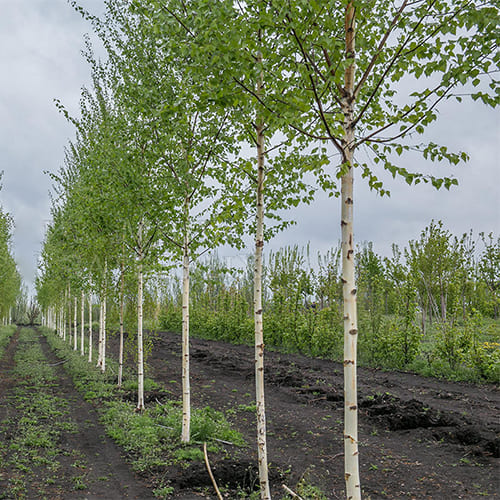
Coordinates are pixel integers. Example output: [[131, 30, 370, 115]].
[[160, 224, 499, 382], [0, 179, 22, 322]]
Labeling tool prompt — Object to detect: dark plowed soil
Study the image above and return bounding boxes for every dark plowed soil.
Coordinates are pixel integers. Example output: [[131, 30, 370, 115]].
[[116, 331, 499, 499]]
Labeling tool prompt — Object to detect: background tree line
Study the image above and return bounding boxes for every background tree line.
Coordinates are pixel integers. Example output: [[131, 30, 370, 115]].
[[159, 221, 499, 382], [0, 175, 22, 325]]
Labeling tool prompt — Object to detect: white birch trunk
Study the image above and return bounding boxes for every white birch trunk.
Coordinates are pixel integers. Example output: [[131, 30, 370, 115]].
[[137, 220, 145, 410], [118, 257, 125, 388], [101, 289, 107, 373], [254, 49, 271, 500], [67, 284, 71, 344], [97, 300, 103, 368], [80, 291, 85, 355], [59, 307, 63, 338], [342, 4, 361, 499], [88, 295, 93, 363], [181, 202, 191, 443], [74, 296, 78, 351]]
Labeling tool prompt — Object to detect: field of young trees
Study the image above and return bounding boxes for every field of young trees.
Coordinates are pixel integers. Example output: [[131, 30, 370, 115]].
[[1, 0, 498, 499]]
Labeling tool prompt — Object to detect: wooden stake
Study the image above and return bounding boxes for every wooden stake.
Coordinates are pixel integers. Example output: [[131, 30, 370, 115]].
[[203, 442, 223, 500]]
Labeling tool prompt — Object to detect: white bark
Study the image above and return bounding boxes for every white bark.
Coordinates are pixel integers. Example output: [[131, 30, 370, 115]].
[[101, 288, 107, 373], [97, 300, 103, 368], [254, 49, 271, 500], [74, 296, 78, 351], [181, 202, 191, 443], [137, 220, 145, 411], [88, 295, 93, 363], [67, 284, 71, 344], [81, 291, 85, 355], [342, 4, 361, 499], [118, 257, 125, 388]]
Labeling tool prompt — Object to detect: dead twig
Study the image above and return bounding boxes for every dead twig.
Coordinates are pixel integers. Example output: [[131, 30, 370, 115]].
[[282, 484, 305, 499], [203, 442, 223, 500], [317, 452, 344, 460], [213, 437, 236, 446], [48, 359, 67, 366]]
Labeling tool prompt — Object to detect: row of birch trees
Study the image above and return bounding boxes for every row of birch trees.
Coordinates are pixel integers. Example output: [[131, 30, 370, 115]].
[[0, 174, 22, 325], [36, 1, 499, 498]]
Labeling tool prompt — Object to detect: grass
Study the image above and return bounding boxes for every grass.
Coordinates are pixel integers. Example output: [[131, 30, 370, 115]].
[[0, 324, 16, 357]]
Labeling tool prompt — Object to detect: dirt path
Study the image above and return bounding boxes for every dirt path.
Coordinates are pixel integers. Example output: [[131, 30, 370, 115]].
[[122, 331, 499, 499], [0, 327, 155, 500]]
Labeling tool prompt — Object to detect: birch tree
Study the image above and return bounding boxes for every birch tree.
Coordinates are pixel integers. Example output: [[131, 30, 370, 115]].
[[235, 1, 499, 497], [137, 2, 332, 495], [76, 0, 260, 436]]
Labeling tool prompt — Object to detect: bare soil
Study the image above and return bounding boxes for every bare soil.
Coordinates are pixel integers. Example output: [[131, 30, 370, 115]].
[[136, 331, 499, 499], [1, 327, 499, 499]]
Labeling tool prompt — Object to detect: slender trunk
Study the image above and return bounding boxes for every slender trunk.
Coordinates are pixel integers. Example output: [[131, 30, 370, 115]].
[[181, 201, 191, 443], [421, 303, 426, 336], [88, 295, 93, 363], [81, 291, 85, 355], [73, 296, 78, 351], [62, 298, 66, 340], [118, 256, 125, 388], [101, 283, 107, 373], [254, 49, 271, 500], [67, 284, 71, 344], [342, 3, 361, 499], [137, 220, 145, 411], [97, 299, 103, 368]]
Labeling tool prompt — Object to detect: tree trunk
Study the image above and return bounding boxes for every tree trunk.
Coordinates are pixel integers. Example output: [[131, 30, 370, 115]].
[[74, 296, 78, 351], [98, 299, 103, 368], [81, 291, 85, 355], [341, 3, 361, 499], [254, 49, 271, 500], [181, 200, 191, 443], [88, 295, 93, 363], [60, 305, 65, 339], [67, 284, 71, 343], [101, 262, 107, 373], [118, 257, 125, 388], [137, 220, 145, 411]]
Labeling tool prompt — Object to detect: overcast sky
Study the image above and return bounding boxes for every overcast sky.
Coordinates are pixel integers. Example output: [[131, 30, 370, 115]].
[[0, 0, 498, 294]]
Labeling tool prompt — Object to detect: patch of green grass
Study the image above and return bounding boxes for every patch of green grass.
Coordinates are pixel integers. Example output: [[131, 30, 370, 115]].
[[99, 398, 245, 473], [153, 485, 175, 498], [121, 378, 161, 392], [0, 325, 16, 357]]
